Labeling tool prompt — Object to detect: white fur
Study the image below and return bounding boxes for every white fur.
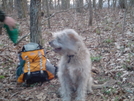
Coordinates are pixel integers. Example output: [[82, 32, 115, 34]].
[[50, 29, 93, 101]]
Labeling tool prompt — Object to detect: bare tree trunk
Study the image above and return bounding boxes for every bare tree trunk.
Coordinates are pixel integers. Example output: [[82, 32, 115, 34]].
[[113, 0, 116, 8], [0, 1, 4, 35], [9, 0, 14, 13], [119, 0, 126, 9], [14, 0, 18, 11], [88, 0, 93, 26], [30, 0, 42, 45], [46, 0, 50, 28], [131, 7, 134, 32], [57, 0, 60, 9], [73, 0, 75, 8], [67, 0, 70, 9], [15, 0, 26, 18], [42, 0, 46, 14], [49, 0, 53, 9], [76, 0, 83, 13], [93, 0, 96, 8], [22, 0, 28, 18], [15, 0, 22, 18], [130, 0, 134, 7], [99, 0, 103, 9], [122, 0, 127, 35], [2, 0, 8, 13], [61, 0, 68, 10], [108, 0, 110, 8]]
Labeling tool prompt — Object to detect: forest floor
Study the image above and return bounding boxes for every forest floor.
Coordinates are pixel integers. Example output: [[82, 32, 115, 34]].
[[0, 8, 134, 101]]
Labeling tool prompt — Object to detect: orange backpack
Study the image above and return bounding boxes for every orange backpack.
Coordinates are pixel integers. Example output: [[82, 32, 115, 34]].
[[16, 43, 55, 84]]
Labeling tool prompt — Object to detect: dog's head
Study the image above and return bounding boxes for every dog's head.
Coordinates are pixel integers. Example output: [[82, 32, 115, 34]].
[[49, 29, 83, 55]]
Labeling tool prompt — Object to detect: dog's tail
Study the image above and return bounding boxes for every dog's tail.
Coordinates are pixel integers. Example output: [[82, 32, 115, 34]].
[[92, 82, 108, 89]]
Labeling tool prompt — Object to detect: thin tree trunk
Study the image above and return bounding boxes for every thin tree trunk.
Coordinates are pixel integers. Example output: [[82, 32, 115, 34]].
[[122, 0, 127, 35], [2, 0, 8, 13], [49, 0, 53, 9], [113, 0, 116, 8], [108, 0, 110, 8], [93, 0, 96, 8], [57, 0, 60, 9], [30, 0, 42, 45], [42, 0, 46, 13], [130, 0, 134, 7], [9, 0, 14, 13], [67, 0, 70, 9], [16, 0, 22, 18], [88, 0, 93, 26], [16, 0, 25, 19], [0, 1, 4, 35], [98, 0, 103, 9], [46, 0, 50, 28], [76, 0, 83, 13], [61, 0, 68, 10], [119, 0, 126, 9], [22, 0, 28, 18]]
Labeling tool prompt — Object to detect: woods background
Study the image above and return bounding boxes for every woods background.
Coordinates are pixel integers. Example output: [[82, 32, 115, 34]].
[[0, 0, 134, 101]]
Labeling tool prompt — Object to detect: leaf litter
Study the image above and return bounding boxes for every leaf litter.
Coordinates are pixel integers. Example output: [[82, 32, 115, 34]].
[[0, 8, 134, 101]]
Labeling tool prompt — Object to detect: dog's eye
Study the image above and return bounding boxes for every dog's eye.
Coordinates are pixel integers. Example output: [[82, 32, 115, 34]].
[[57, 37, 61, 42]]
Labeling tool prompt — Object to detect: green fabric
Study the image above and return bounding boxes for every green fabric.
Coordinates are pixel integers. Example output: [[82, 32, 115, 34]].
[[16, 60, 25, 77], [3, 24, 19, 43]]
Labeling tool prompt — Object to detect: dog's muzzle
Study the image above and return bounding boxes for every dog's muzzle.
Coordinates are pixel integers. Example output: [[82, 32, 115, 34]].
[[49, 40, 54, 46], [49, 41, 62, 52]]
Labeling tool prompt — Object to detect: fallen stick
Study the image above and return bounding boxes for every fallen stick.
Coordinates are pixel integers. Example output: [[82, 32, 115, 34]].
[[14, 33, 30, 46]]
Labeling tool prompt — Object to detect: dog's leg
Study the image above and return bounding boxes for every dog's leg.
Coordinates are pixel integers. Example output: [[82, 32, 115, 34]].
[[75, 76, 88, 101], [87, 76, 93, 94], [58, 72, 72, 101]]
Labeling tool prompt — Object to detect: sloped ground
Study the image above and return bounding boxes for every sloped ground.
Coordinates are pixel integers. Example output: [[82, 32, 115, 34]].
[[0, 8, 134, 101]]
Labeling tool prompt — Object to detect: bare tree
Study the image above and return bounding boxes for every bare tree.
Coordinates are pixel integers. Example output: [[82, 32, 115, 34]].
[[9, 0, 14, 13], [93, 0, 96, 8], [67, 0, 70, 9], [49, 0, 53, 9], [30, 0, 42, 45], [15, 0, 27, 18], [119, 0, 126, 9], [113, 0, 117, 8], [98, 0, 103, 9], [76, 0, 83, 13], [22, 0, 28, 17], [2, 0, 8, 13], [42, 0, 46, 13], [61, 0, 69, 10], [46, 0, 50, 28], [130, 0, 134, 7], [0, 1, 3, 35], [108, 0, 110, 8], [88, 0, 93, 26], [57, 0, 60, 9], [15, 0, 23, 18]]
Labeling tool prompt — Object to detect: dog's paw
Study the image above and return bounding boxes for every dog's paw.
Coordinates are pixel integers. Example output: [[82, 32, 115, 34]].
[[75, 97, 85, 101], [87, 89, 93, 95], [87, 91, 94, 95], [56, 88, 62, 98], [62, 97, 71, 101]]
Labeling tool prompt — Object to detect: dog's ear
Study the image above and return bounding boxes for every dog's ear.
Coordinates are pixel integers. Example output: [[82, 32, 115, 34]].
[[68, 33, 79, 41]]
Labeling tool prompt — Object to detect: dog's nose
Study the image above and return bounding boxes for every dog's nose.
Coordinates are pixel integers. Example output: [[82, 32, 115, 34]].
[[49, 41, 53, 45], [49, 41, 52, 45]]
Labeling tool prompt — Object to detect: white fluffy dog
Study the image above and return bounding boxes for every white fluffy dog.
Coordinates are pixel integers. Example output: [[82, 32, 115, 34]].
[[49, 29, 93, 101]]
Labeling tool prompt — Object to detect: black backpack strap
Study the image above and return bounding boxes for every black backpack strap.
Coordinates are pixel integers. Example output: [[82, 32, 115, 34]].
[[54, 65, 58, 78]]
